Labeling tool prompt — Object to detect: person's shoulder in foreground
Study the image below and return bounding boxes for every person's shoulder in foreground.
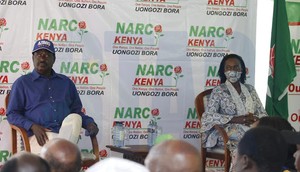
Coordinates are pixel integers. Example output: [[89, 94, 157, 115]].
[[1, 152, 50, 172], [234, 126, 288, 172], [86, 157, 149, 172], [145, 139, 201, 172]]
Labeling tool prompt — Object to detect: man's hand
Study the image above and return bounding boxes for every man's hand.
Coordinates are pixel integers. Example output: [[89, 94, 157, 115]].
[[30, 124, 50, 146], [86, 122, 99, 136]]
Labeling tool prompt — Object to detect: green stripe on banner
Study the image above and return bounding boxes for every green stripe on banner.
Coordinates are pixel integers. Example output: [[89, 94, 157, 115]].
[[286, 2, 300, 23]]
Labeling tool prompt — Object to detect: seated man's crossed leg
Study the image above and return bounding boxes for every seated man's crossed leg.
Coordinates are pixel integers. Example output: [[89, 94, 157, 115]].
[[30, 113, 82, 154]]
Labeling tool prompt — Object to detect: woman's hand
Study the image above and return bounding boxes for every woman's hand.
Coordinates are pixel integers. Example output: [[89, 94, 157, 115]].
[[230, 113, 258, 126]]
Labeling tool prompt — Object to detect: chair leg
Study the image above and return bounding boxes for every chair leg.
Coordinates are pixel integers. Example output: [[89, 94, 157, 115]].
[[11, 128, 17, 154], [201, 148, 206, 172], [224, 152, 231, 172]]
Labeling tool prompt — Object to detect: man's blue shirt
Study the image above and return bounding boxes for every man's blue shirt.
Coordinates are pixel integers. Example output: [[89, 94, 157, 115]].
[[6, 69, 95, 136]]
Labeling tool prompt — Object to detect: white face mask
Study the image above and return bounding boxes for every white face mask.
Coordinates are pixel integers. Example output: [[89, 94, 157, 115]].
[[225, 71, 242, 83]]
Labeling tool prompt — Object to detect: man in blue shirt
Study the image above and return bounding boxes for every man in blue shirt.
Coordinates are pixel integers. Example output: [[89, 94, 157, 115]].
[[6, 39, 99, 153]]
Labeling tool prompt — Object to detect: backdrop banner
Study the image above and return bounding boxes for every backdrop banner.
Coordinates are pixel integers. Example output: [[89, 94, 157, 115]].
[[0, 0, 258, 170], [286, 1, 300, 132]]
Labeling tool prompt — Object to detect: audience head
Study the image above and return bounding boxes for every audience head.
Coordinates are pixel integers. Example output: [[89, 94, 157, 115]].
[[1, 152, 50, 172], [281, 130, 300, 172], [40, 138, 81, 172], [86, 157, 149, 172], [235, 127, 288, 172], [218, 54, 247, 84], [145, 139, 201, 172], [256, 116, 296, 131], [256, 116, 297, 170], [295, 146, 300, 172]]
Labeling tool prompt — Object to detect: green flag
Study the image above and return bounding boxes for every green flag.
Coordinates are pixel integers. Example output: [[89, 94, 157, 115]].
[[266, 0, 296, 119]]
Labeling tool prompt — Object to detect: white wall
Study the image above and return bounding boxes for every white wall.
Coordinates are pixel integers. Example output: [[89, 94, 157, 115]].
[[255, 0, 273, 106]]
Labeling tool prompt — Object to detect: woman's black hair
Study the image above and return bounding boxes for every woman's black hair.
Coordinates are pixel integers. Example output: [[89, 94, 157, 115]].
[[218, 54, 247, 84]]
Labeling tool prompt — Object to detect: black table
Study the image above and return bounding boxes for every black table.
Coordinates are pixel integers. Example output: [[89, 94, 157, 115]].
[[106, 145, 150, 164]]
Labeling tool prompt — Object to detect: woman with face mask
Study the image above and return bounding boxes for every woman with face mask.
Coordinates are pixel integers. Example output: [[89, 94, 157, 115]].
[[200, 54, 268, 171]]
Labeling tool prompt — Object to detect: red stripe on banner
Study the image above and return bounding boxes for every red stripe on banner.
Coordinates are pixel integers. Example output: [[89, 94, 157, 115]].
[[289, 22, 300, 26]]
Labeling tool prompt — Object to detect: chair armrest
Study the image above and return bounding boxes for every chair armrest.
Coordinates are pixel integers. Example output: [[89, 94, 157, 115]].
[[10, 124, 31, 153], [213, 124, 231, 159], [213, 124, 231, 171], [82, 135, 100, 168], [213, 124, 229, 143]]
